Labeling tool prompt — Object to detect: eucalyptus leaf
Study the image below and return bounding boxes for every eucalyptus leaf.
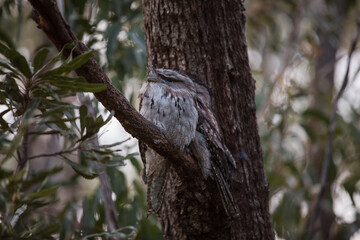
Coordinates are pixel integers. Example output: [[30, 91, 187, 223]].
[[35, 42, 76, 75], [0, 42, 32, 78], [303, 108, 330, 125], [1, 119, 28, 164], [0, 29, 16, 49], [22, 167, 63, 190], [63, 157, 98, 179], [39, 50, 93, 78], [79, 104, 88, 135], [33, 48, 50, 72], [0, 58, 21, 78], [51, 80, 106, 93], [26, 186, 59, 199]]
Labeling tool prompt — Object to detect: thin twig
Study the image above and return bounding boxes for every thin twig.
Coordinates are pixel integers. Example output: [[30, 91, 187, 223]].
[[306, 21, 360, 240], [28, 146, 79, 160], [27, 130, 61, 135]]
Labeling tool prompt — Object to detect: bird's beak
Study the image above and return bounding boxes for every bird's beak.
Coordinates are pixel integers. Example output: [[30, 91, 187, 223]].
[[147, 67, 157, 82], [147, 68, 163, 83]]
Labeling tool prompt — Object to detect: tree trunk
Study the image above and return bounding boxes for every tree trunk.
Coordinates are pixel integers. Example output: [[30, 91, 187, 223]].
[[142, 1, 273, 239]]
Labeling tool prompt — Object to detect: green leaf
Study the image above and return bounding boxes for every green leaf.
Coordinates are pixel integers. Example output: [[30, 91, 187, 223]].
[[30, 223, 60, 238], [33, 48, 50, 72], [51, 80, 107, 92], [63, 157, 98, 179], [38, 104, 72, 118], [129, 156, 142, 174], [12, 169, 27, 182], [343, 176, 357, 205], [43, 117, 77, 127], [66, 50, 93, 71], [97, 139, 130, 149], [303, 108, 330, 125], [0, 58, 21, 78], [82, 226, 136, 239], [34, 42, 76, 75], [106, 22, 122, 62], [300, 123, 316, 141], [0, 42, 32, 78], [41, 75, 84, 82], [129, 30, 146, 52], [10, 204, 27, 227], [79, 105, 88, 135], [22, 167, 63, 190], [1, 119, 28, 164], [0, 108, 11, 130], [26, 186, 59, 198], [11, 54, 32, 78], [39, 50, 93, 78], [104, 111, 113, 124], [4, 76, 23, 102], [0, 29, 16, 49], [39, 75, 106, 93], [135, 217, 164, 240]]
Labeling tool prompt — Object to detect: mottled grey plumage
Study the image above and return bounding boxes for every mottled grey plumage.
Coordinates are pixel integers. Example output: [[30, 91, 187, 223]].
[[138, 68, 238, 216]]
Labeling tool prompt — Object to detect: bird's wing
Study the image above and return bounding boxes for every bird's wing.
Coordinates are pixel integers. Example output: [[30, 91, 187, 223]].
[[191, 82, 239, 217], [192, 100, 239, 217], [194, 92, 236, 170]]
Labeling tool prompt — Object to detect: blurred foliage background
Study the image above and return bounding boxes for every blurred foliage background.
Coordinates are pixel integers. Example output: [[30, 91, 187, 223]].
[[0, 0, 359, 239]]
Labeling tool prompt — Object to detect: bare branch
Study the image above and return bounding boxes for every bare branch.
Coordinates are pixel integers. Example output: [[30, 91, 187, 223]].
[[306, 21, 360, 240], [28, 146, 79, 160], [27, 0, 197, 176]]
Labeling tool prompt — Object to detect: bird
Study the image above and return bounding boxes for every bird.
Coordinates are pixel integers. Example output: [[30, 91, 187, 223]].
[[138, 68, 238, 216]]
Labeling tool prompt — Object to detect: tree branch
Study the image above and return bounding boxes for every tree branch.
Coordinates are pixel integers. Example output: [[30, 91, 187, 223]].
[[27, 0, 197, 176], [28, 146, 79, 160]]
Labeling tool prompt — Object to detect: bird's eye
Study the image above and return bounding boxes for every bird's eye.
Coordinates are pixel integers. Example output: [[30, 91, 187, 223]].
[[160, 74, 182, 82]]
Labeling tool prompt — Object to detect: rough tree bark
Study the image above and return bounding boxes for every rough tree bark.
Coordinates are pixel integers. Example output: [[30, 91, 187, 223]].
[[28, 0, 274, 239], [142, 1, 273, 239]]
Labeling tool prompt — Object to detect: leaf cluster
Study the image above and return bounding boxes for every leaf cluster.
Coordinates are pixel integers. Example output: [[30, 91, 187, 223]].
[[0, 27, 161, 238]]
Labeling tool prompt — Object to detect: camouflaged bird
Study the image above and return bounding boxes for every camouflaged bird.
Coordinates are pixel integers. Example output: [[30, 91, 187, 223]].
[[138, 68, 238, 216]]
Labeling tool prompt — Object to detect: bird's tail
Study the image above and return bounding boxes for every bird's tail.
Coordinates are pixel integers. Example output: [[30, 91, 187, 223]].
[[212, 162, 239, 218], [146, 156, 169, 214]]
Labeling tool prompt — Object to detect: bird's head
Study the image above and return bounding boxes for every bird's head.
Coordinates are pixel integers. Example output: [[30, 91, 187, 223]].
[[147, 68, 196, 93]]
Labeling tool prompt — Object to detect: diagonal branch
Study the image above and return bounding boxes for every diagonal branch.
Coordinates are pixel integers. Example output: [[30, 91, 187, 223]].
[[27, 0, 197, 176], [28, 146, 79, 160]]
